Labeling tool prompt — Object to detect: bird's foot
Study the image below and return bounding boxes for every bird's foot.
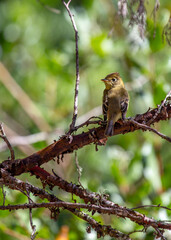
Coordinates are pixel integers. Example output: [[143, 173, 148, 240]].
[[120, 117, 134, 125], [124, 117, 133, 121]]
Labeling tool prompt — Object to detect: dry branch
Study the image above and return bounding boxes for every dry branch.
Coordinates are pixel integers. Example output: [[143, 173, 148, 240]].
[[0, 169, 131, 239], [1, 201, 171, 231], [0, 102, 170, 177], [0, 123, 15, 161], [28, 167, 171, 231], [1, 166, 171, 238], [62, 0, 80, 132], [0, 100, 170, 238], [1, 1, 170, 239]]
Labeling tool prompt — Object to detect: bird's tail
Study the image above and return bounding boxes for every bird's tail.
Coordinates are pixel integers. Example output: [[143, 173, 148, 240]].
[[105, 120, 114, 136]]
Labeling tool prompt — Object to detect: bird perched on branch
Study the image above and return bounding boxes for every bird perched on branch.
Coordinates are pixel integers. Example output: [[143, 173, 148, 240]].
[[101, 72, 129, 136]]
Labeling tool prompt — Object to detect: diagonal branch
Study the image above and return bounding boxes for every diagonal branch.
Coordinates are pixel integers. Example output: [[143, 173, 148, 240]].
[[1, 166, 171, 237], [130, 119, 171, 142], [0, 169, 131, 239], [0, 103, 170, 177], [28, 166, 171, 232], [0, 123, 15, 161]]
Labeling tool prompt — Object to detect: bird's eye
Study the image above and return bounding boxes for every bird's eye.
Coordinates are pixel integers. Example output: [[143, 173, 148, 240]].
[[112, 78, 117, 82]]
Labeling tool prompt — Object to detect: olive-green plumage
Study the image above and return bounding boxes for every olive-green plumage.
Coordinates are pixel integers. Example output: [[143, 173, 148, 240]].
[[101, 72, 129, 136]]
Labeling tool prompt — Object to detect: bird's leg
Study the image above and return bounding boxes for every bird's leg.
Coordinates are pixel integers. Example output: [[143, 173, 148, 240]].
[[119, 116, 133, 125], [124, 117, 133, 120]]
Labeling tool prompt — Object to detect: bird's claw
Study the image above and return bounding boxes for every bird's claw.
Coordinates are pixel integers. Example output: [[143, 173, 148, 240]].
[[124, 117, 133, 121]]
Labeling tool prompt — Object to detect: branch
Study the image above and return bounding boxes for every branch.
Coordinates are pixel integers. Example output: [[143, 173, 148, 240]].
[[130, 119, 171, 142], [0, 169, 131, 239], [0, 128, 64, 151], [1, 185, 6, 206], [0, 123, 15, 161], [0, 202, 171, 231], [147, 90, 171, 125], [62, 0, 80, 133], [131, 204, 171, 211], [26, 167, 171, 232], [0, 102, 170, 177], [74, 151, 83, 188], [26, 187, 37, 240]]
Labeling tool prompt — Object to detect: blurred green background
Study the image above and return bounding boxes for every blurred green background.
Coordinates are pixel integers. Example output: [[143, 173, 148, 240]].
[[0, 0, 171, 239]]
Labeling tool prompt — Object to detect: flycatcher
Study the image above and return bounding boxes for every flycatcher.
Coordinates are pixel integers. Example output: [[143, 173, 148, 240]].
[[101, 72, 129, 136]]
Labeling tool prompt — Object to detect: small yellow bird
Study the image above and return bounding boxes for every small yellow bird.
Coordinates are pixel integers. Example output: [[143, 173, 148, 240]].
[[101, 72, 129, 136]]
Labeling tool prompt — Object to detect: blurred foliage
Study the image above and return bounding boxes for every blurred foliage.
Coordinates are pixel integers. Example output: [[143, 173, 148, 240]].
[[0, 0, 171, 239]]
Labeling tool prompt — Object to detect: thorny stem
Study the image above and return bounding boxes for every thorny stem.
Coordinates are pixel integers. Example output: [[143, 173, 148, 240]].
[[62, 0, 80, 133]]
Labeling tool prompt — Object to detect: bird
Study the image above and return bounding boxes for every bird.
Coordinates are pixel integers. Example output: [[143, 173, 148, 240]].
[[101, 72, 129, 136]]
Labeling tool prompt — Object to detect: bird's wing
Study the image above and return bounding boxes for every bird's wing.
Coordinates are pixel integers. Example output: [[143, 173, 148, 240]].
[[103, 91, 108, 121], [120, 97, 129, 120]]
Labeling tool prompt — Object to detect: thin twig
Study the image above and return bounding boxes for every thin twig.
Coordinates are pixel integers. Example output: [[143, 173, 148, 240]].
[[128, 228, 146, 237], [147, 90, 171, 125], [0, 123, 15, 160], [26, 186, 37, 240], [1, 185, 6, 206], [0, 128, 64, 152], [62, 0, 80, 133], [129, 119, 171, 143], [73, 116, 103, 131], [131, 204, 171, 211], [154, 227, 167, 240], [74, 152, 84, 188], [15, 186, 34, 203]]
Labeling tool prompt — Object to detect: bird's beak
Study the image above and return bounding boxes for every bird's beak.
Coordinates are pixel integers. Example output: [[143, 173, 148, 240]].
[[101, 78, 107, 82]]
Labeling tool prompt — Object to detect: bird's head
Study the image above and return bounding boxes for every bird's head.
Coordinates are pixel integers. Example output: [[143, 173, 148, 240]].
[[101, 72, 124, 89]]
